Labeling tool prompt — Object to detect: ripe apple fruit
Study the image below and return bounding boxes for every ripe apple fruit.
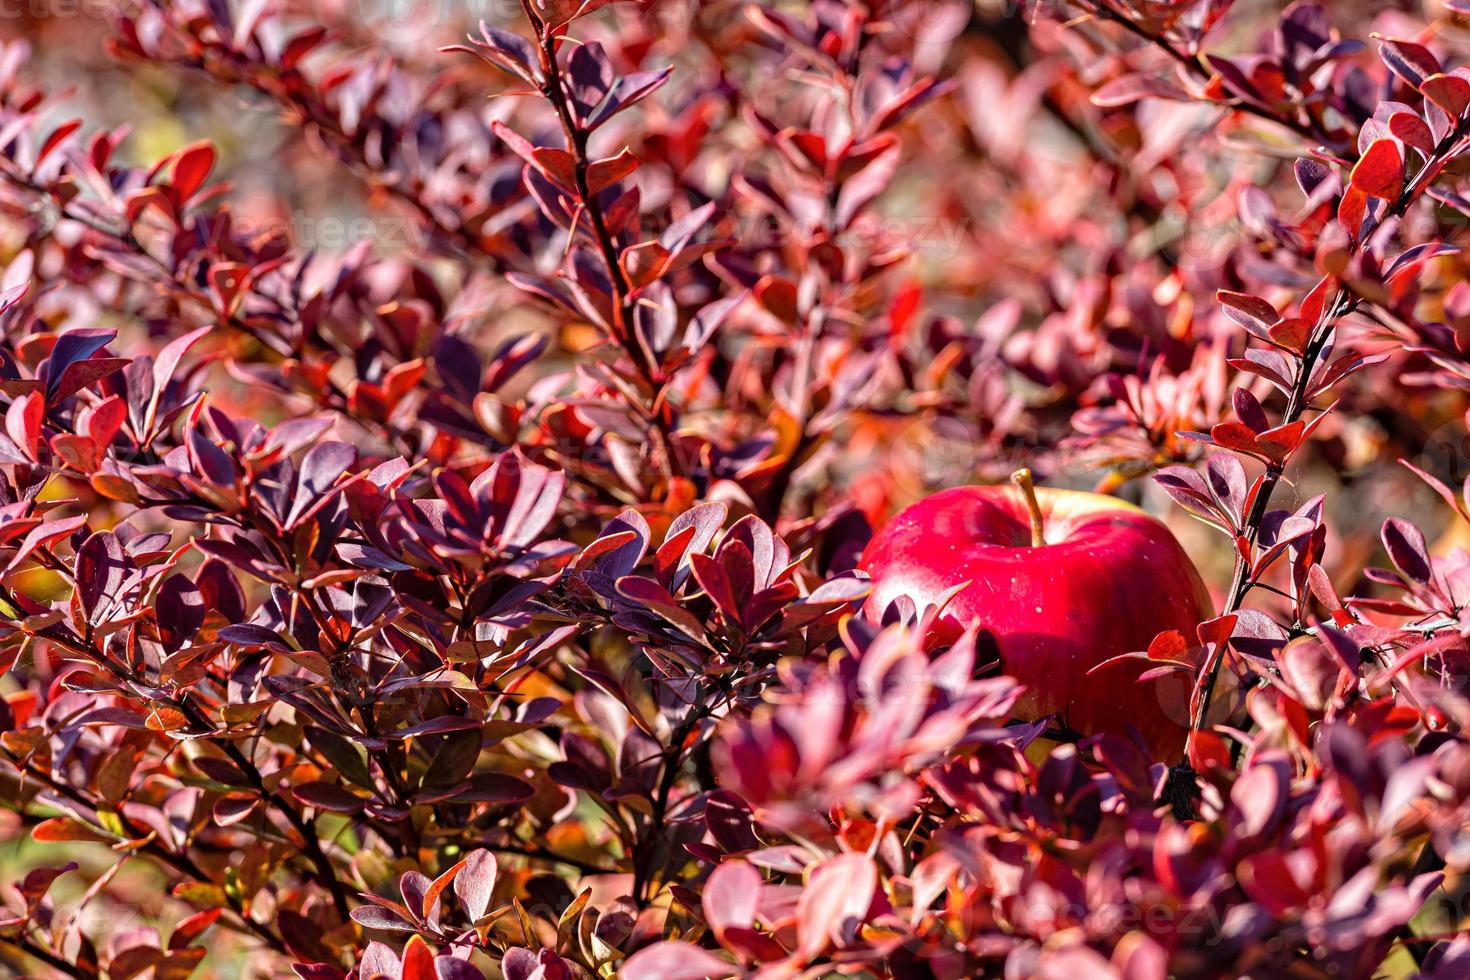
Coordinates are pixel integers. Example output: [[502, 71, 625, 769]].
[[859, 469, 1214, 760]]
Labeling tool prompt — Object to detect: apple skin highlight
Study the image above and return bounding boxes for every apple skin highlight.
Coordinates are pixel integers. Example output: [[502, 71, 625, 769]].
[[860, 480, 1214, 760]]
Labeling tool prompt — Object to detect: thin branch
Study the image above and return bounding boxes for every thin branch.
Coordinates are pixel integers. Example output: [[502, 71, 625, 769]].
[[1190, 119, 1470, 737], [1080, 1, 1326, 145], [520, 0, 682, 480], [0, 934, 96, 980]]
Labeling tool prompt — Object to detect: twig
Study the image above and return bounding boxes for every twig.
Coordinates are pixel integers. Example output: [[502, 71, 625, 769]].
[[1080, 1, 1327, 145], [0, 934, 96, 979], [519, 0, 682, 480], [0, 593, 355, 921], [1190, 118, 1470, 736]]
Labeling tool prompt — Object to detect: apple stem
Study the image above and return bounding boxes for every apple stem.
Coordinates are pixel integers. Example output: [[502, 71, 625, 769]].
[[1010, 468, 1046, 547]]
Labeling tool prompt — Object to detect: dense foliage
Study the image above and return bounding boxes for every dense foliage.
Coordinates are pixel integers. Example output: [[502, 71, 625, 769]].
[[2, 0, 1470, 976]]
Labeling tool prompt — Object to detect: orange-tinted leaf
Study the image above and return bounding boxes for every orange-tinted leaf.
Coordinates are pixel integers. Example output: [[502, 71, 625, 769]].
[[1337, 186, 1367, 237], [1268, 317, 1312, 352], [531, 147, 578, 191], [587, 148, 638, 193], [31, 817, 108, 843], [167, 908, 222, 951], [1422, 73, 1470, 117]]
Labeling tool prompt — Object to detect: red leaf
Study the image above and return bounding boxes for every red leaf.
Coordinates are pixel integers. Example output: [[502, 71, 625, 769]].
[[754, 275, 799, 324], [37, 119, 81, 167], [1350, 139, 1404, 200], [1267, 317, 1311, 353], [399, 936, 436, 980], [1337, 186, 1368, 238], [784, 130, 828, 172], [18, 863, 78, 905], [147, 325, 213, 431], [82, 395, 127, 448], [531, 147, 578, 191], [49, 433, 97, 473], [31, 817, 107, 842], [1297, 275, 1335, 325], [1238, 850, 1312, 915], [212, 794, 261, 827], [207, 263, 250, 317], [5, 389, 43, 459], [6, 514, 89, 573], [1378, 38, 1441, 88], [52, 358, 127, 406], [1196, 614, 1238, 649], [1383, 518, 1432, 583], [170, 141, 216, 202], [1255, 420, 1305, 465], [421, 856, 467, 927], [689, 552, 742, 625], [1209, 421, 1260, 455], [0, 282, 26, 315], [1187, 730, 1231, 772], [1389, 111, 1435, 155], [125, 187, 176, 225], [282, 27, 329, 69], [490, 120, 538, 165]]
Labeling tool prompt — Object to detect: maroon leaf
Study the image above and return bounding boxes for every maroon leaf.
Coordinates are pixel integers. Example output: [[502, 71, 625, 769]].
[[291, 782, 366, 814], [1382, 518, 1432, 584], [74, 530, 131, 622], [156, 574, 205, 653], [1379, 38, 1441, 88], [1218, 291, 1280, 336]]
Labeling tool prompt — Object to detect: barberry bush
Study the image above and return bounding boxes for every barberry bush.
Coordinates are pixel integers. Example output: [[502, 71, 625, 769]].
[[2, 0, 1470, 976]]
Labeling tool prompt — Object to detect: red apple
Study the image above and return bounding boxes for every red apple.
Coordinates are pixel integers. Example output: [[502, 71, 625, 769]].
[[859, 470, 1213, 760]]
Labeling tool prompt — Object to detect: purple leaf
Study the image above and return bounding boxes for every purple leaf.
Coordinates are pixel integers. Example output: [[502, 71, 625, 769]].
[[75, 530, 131, 622], [291, 782, 366, 814], [350, 906, 418, 933], [453, 850, 498, 921], [287, 440, 356, 528], [42, 328, 117, 402], [620, 942, 732, 980]]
